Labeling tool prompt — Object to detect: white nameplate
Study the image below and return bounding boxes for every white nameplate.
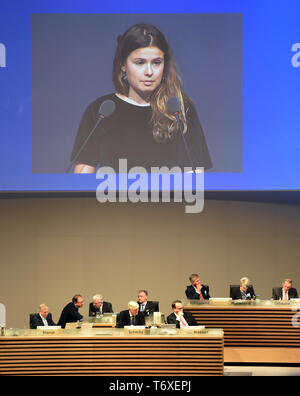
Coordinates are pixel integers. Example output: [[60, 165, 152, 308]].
[[124, 326, 146, 335], [37, 326, 61, 334], [180, 326, 205, 335]]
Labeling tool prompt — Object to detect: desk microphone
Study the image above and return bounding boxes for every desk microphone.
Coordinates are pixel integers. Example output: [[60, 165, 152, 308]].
[[66, 99, 116, 173], [167, 96, 194, 170]]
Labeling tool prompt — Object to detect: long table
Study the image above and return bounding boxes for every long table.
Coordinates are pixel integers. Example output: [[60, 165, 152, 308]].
[[0, 327, 224, 376], [184, 301, 300, 364]]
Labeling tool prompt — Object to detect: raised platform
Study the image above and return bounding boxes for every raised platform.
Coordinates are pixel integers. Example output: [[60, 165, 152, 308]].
[[0, 327, 224, 376], [184, 302, 300, 364]]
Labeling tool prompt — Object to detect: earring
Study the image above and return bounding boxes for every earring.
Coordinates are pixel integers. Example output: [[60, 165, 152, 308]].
[[122, 70, 128, 82]]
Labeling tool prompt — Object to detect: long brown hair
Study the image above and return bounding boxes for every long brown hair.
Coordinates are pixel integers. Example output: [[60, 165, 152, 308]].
[[112, 23, 187, 142]]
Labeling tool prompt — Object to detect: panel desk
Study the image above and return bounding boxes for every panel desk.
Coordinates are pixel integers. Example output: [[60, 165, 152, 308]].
[[0, 327, 224, 376], [184, 300, 300, 364]]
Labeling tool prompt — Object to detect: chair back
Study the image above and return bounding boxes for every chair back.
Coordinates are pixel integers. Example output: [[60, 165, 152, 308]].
[[229, 285, 240, 298], [150, 301, 159, 312], [29, 313, 37, 329], [272, 287, 281, 299]]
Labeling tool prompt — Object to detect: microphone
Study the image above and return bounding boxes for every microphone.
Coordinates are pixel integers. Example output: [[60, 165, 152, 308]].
[[167, 96, 194, 169], [98, 99, 115, 118], [66, 99, 116, 172]]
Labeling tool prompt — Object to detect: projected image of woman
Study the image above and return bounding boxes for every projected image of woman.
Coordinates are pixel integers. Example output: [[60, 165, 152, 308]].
[[70, 23, 212, 173]]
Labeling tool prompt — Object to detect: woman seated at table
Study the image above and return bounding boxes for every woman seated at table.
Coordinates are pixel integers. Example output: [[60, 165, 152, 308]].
[[231, 277, 256, 300]]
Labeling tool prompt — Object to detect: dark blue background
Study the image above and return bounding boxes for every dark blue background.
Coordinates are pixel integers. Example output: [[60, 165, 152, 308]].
[[0, 0, 300, 191]]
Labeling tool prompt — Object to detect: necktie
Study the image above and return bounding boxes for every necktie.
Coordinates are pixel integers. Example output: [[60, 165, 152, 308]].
[[199, 291, 204, 301], [140, 304, 144, 312], [284, 291, 288, 300], [179, 316, 188, 327], [131, 316, 135, 325]]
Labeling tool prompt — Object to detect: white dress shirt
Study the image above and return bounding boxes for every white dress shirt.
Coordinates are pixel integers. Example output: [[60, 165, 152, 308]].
[[39, 314, 48, 326], [282, 289, 289, 300], [175, 314, 189, 327]]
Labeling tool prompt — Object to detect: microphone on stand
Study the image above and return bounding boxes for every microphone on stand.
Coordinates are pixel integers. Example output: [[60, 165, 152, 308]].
[[66, 99, 115, 173], [167, 96, 194, 170]]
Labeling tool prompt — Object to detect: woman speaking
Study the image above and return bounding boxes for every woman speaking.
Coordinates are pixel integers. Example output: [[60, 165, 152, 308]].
[[70, 23, 212, 173]]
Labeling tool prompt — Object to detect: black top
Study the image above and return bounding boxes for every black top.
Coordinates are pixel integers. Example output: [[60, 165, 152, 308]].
[[71, 94, 212, 171], [231, 286, 256, 300], [166, 312, 198, 328], [89, 301, 113, 316], [30, 313, 56, 329], [137, 301, 158, 316], [272, 287, 298, 300], [185, 285, 210, 300], [116, 309, 146, 328], [57, 302, 83, 329]]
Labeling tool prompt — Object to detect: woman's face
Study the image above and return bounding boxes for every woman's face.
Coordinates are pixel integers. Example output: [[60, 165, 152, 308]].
[[122, 46, 164, 103]]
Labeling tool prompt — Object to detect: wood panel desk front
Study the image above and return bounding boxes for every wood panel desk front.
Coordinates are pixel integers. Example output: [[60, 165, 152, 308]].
[[0, 327, 224, 376], [184, 302, 300, 364]]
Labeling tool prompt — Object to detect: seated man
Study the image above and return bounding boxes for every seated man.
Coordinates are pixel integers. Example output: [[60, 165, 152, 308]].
[[273, 278, 298, 300], [30, 304, 56, 329], [137, 290, 156, 316], [89, 294, 113, 316], [167, 300, 198, 328], [231, 277, 256, 300], [57, 294, 84, 329], [185, 273, 210, 300], [117, 301, 145, 328]]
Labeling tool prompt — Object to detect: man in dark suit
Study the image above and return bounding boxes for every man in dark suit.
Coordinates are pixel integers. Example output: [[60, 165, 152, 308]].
[[89, 294, 113, 316], [30, 304, 56, 329], [137, 290, 157, 316], [57, 294, 84, 329], [167, 300, 198, 328], [117, 301, 145, 328], [273, 278, 298, 300], [185, 273, 210, 300]]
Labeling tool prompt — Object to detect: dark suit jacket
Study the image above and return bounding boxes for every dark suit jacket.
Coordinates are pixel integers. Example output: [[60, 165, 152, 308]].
[[185, 285, 210, 300], [272, 287, 298, 300], [116, 309, 145, 328], [89, 301, 113, 316], [138, 301, 157, 316], [30, 313, 56, 329], [231, 285, 256, 300], [167, 312, 198, 328], [57, 302, 83, 329]]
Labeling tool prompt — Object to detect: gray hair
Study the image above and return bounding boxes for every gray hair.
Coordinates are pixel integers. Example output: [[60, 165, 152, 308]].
[[93, 294, 103, 302], [128, 301, 139, 310]]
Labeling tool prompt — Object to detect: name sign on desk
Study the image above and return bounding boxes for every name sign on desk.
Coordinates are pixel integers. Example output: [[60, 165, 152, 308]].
[[187, 299, 209, 305], [180, 326, 206, 335], [124, 326, 146, 335], [37, 326, 61, 334]]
